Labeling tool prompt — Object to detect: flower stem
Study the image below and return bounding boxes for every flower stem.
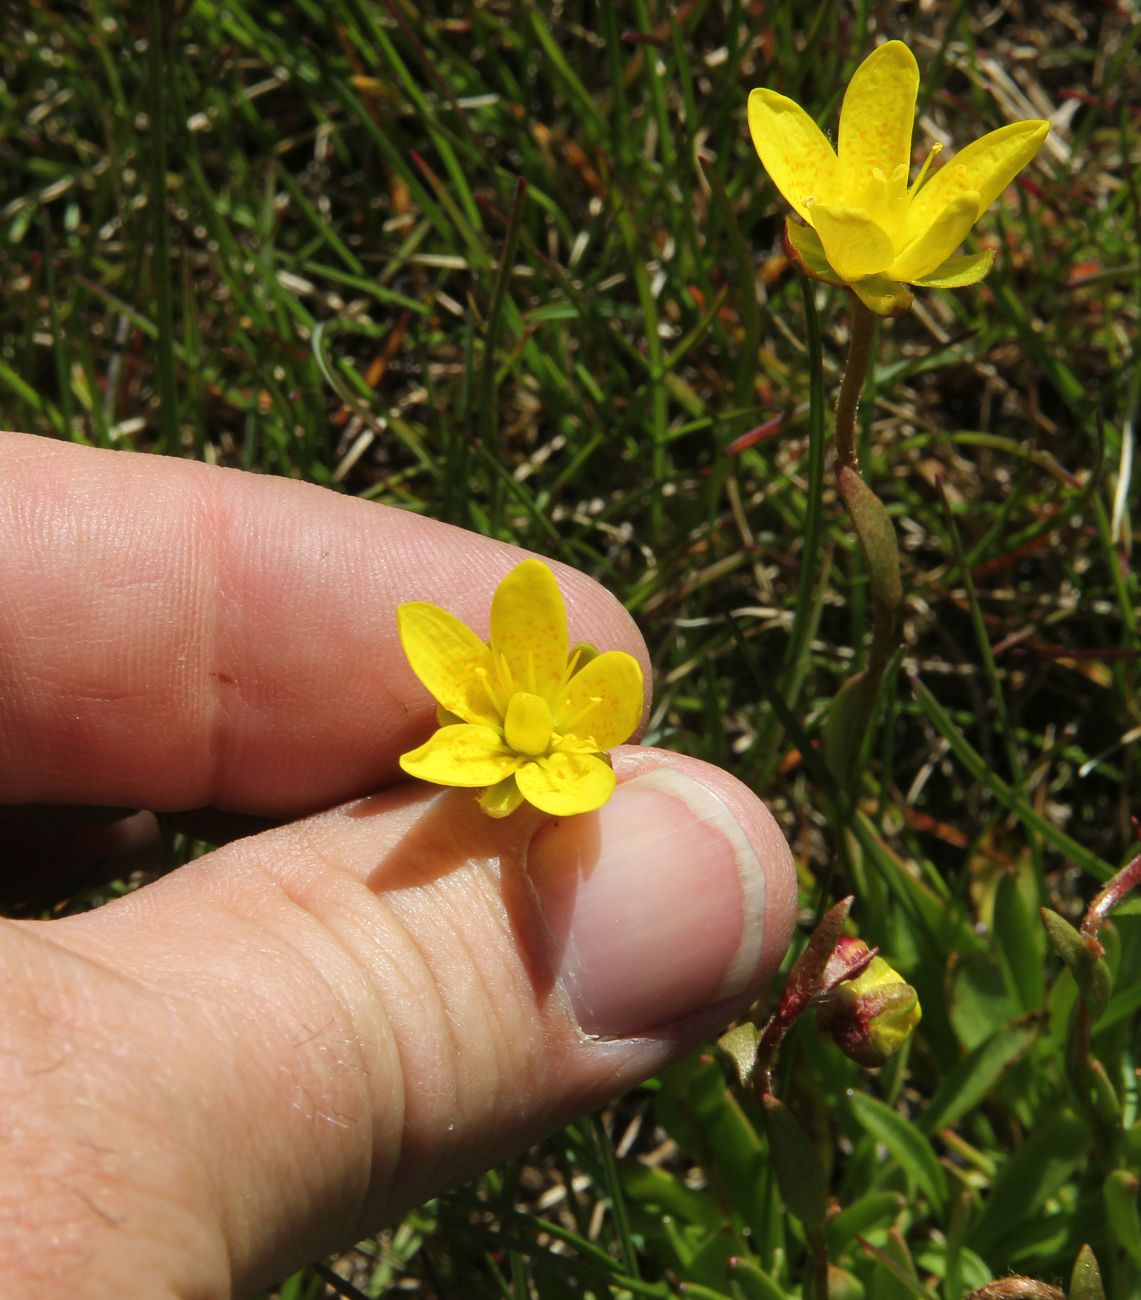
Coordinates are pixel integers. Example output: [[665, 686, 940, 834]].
[[834, 299, 877, 476], [832, 297, 897, 790]]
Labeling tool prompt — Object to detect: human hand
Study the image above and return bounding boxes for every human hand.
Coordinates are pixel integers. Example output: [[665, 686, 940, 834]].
[[0, 431, 797, 1299]]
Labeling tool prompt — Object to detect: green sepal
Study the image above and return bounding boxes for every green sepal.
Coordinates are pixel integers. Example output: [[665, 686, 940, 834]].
[[849, 274, 913, 317], [568, 641, 599, 674], [783, 217, 844, 285], [478, 775, 524, 818], [914, 249, 994, 288]]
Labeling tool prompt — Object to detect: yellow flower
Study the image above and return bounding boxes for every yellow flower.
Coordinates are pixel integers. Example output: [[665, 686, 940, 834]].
[[398, 559, 644, 818], [747, 40, 1050, 315]]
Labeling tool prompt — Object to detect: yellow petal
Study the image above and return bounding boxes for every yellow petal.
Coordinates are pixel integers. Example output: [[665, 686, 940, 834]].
[[747, 88, 840, 224], [912, 248, 994, 288], [837, 41, 919, 197], [479, 775, 525, 818], [907, 119, 1049, 234], [398, 602, 500, 727], [557, 650, 643, 750], [810, 204, 895, 280], [516, 752, 617, 816], [889, 191, 979, 282], [783, 217, 844, 284], [489, 559, 568, 701], [399, 723, 519, 787], [849, 275, 914, 316]]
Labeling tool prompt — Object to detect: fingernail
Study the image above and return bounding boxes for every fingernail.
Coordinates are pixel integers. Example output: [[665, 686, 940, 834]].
[[526, 768, 767, 1038]]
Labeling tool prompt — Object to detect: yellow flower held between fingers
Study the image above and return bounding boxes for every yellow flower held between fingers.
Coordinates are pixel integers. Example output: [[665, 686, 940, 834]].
[[747, 40, 1050, 315], [398, 559, 644, 818]]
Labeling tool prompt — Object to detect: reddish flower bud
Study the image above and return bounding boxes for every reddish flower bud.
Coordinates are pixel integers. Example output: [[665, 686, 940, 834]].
[[816, 955, 921, 1067]]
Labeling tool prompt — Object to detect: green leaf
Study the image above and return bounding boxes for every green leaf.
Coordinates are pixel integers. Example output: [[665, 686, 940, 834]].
[[724, 1255, 787, 1300], [684, 1227, 746, 1293], [915, 1243, 993, 1295], [853, 815, 987, 960], [1041, 909, 1112, 1021], [863, 1228, 936, 1300], [995, 864, 1046, 1013], [827, 1266, 867, 1300], [837, 468, 902, 613], [621, 1164, 724, 1233], [970, 1113, 1090, 1256], [824, 669, 877, 786], [717, 1022, 761, 1090], [761, 1094, 828, 1232], [826, 1192, 905, 1255], [1104, 1169, 1141, 1266], [948, 954, 1021, 1049], [910, 678, 1114, 881], [847, 1092, 949, 1217], [657, 1056, 769, 1246], [1068, 1244, 1106, 1300], [919, 1016, 1040, 1134]]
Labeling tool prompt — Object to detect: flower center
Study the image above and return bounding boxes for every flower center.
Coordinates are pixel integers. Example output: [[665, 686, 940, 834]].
[[503, 692, 554, 757]]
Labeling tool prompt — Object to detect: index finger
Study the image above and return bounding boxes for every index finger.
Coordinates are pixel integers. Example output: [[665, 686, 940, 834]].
[[0, 432, 650, 816]]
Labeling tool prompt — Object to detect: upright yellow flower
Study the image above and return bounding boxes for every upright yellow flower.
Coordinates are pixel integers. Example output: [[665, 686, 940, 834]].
[[747, 41, 1049, 315], [398, 559, 644, 818]]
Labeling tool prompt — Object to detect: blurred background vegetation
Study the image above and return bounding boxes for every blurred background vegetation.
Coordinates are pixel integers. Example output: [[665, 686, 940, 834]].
[[2, 1, 1139, 1296]]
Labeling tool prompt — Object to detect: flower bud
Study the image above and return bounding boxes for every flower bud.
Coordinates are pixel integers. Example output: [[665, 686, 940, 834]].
[[816, 955, 921, 1067]]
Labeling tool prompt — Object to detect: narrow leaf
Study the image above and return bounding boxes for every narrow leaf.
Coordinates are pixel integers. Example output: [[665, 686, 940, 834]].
[[970, 1113, 1090, 1254], [1104, 1169, 1141, 1266], [1068, 1243, 1106, 1300], [919, 1016, 1039, 1134], [725, 1255, 787, 1300], [1041, 909, 1112, 1021], [761, 1094, 828, 1232], [848, 1092, 949, 1216], [838, 467, 903, 613]]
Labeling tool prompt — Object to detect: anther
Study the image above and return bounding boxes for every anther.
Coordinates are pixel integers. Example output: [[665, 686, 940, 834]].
[[909, 141, 943, 194]]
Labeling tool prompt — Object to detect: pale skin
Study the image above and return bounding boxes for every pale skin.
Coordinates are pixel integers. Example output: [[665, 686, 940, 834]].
[[0, 431, 797, 1300]]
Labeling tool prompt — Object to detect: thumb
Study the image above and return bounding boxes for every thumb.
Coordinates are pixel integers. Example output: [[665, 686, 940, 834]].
[[12, 751, 795, 1298]]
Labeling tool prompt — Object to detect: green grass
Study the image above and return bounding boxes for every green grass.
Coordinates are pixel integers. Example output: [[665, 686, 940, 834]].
[[2, 1, 1139, 1296]]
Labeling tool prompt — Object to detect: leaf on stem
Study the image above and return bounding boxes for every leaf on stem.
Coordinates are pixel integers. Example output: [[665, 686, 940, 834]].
[[838, 466, 902, 613]]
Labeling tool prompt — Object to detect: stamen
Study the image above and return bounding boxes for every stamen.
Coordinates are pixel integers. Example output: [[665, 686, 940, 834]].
[[497, 651, 515, 695], [474, 666, 506, 718], [555, 647, 583, 699], [909, 141, 943, 195], [559, 695, 604, 737]]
